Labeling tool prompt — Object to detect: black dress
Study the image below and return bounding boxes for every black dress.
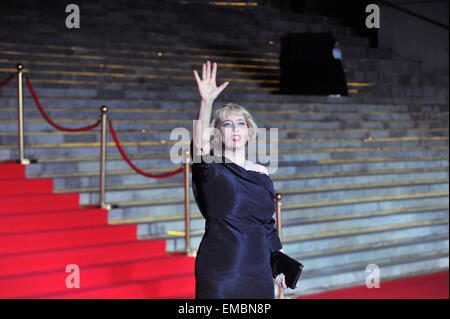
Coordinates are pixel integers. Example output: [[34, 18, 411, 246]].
[[190, 140, 283, 299]]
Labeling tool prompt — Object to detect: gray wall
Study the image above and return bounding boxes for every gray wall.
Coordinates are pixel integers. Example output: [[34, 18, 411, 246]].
[[377, 0, 449, 72]]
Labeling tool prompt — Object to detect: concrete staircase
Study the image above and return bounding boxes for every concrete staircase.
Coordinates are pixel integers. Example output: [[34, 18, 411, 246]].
[[0, 0, 448, 297]]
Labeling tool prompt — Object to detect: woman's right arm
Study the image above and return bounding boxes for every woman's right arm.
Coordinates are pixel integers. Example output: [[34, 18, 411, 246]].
[[192, 61, 229, 156], [193, 98, 214, 156]]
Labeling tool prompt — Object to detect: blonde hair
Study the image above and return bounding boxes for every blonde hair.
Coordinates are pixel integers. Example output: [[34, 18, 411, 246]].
[[208, 103, 258, 156]]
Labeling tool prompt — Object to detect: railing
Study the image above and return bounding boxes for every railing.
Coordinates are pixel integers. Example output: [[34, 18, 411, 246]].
[[0, 63, 286, 296]]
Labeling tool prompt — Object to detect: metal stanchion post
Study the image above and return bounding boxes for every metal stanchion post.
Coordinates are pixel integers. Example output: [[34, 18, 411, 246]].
[[275, 193, 284, 299], [99, 105, 111, 210], [184, 149, 195, 256], [16, 63, 30, 165]]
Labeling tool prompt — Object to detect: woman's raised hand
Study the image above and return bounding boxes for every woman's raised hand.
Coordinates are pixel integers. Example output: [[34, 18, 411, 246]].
[[193, 61, 229, 102]]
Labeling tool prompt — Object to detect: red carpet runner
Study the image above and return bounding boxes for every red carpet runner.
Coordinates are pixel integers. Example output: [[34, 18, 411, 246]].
[[299, 271, 449, 299], [0, 162, 195, 299]]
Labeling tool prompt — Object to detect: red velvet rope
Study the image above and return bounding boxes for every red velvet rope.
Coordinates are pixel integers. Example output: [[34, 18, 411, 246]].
[[108, 119, 184, 178], [0, 74, 14, 87], [25, 76, 183, 179], [26, 77, 101, 132]]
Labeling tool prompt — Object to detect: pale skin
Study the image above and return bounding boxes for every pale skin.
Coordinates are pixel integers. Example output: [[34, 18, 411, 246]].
[[193, 60, 287, 289]]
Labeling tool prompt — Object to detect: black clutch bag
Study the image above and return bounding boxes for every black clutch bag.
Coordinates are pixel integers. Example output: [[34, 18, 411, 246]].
[[270, 251, 304, 289]]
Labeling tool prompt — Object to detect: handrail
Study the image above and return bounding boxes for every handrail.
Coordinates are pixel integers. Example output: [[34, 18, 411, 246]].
[[376, 0, 449, 30]]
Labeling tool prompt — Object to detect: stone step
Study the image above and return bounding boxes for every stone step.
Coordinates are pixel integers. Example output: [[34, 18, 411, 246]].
[[355, 83, 449, 99], [0, 58, 432, 92], [0, 43, 428, 80], [0, 132, 447, 158], [129, 206, 449, 296], [0, 41, 278, 66], [0, 56, 277, 80], [0, 32, 395, 74], [2, 143, 449, 171], [3, 94, 449, 118], [373, 70, 449, 86], [122, 192, 449, 243], [1, 112, 447, 131], [0, 10, 390, 57], [5, 72, 276, 90], [5, 78, 444, 102], [89, 178, 449, 209], [1, 59, 443, 92], [40, 166, 448, 201], [283, 205, 449, 238], [283, 231, 449, 294], [60, 193, 450, 229], [0, 13, 357, 46], [24, 156, 448, 181], [1, 105, 448, 122], [291, 248, 449, 296], [71, 186, 450, 230], [1, 86, 448, 111], [0, 31, 279, 62], [292, 230, 447, 259], [0, 4, 356, 41], [7, 0, 349, 31], [9, 75, 441, 98], [345, 69, 448, 86], [4, 52, 428, 87], [1, 141, 447, 166], [1, 128, 447, 147], [2, 76, 447, 104], [106, 194, 449, 242], [0, 2, 438, 105], [0, 41, 410, 80], [0, 125, 447, 144], [1, 69, 446, 102], [141, 213, 449, 255], [108, 194, 449, 229]]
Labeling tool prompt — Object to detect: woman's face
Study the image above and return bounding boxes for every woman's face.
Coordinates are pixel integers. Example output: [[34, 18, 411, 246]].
[[219, 112, 249, 150]]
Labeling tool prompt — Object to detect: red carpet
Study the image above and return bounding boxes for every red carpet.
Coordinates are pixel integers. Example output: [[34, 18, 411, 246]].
[[299, 271, 449, 299], [0, 162, 195, 299]]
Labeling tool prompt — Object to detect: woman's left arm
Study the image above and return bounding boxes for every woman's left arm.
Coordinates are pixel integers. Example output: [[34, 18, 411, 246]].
[[264, 219, 287, 288], [275, 250, 286, 288], [263, 217, 283, 252]]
